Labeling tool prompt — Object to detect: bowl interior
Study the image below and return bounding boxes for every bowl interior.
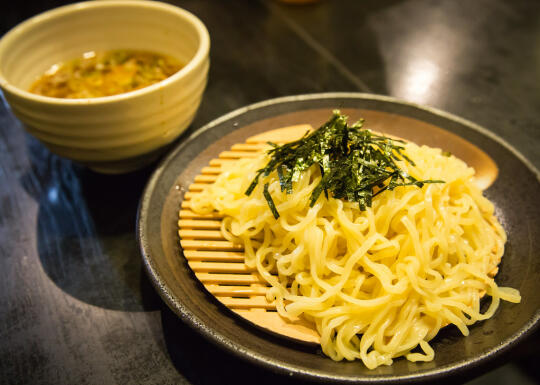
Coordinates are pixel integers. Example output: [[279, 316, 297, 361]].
[[139, 94, 540, 383], [0, 1, 203, 91]]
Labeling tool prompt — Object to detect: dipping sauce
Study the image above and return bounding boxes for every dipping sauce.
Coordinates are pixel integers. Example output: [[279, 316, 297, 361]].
[[29, 50, 183, 98]]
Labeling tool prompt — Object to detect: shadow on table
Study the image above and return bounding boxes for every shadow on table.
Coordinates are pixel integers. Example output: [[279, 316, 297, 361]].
[[20, 135, 162, 311], [159, 302, 319, 385]]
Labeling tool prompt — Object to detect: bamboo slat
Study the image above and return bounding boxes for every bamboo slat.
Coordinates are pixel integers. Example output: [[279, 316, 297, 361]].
[[179, 125, 320, 343]]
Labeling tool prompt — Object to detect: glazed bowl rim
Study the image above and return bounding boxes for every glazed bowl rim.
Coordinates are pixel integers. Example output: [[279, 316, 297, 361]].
[[0, 0, 210, 106]]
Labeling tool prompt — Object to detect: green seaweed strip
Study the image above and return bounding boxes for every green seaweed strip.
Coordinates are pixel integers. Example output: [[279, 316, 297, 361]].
[[263, 183, 280, 219], [247, 110, 444, 217]]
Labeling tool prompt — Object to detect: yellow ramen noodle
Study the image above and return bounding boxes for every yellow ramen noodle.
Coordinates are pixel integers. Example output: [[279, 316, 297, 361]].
[[190, 141, 520, 369]]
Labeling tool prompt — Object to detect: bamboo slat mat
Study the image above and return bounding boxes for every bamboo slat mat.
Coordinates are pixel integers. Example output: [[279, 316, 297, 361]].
[[179, 124, 320, 343], [177, 124, 499, 343]]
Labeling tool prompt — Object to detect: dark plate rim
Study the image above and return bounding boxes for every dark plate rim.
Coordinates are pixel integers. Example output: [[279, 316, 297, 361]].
[[137, 92, 540, 383]]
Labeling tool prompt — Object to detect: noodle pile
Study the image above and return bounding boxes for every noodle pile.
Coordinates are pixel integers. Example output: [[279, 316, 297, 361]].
[[190, 140, 521, 369]]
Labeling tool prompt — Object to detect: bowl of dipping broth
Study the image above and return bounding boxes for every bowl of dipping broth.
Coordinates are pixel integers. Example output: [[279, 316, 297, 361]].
[[0, 0, 210, 173]]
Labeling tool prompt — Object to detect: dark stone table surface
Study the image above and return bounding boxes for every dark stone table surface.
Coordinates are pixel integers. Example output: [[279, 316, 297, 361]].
[[1, 1, 538, 384]]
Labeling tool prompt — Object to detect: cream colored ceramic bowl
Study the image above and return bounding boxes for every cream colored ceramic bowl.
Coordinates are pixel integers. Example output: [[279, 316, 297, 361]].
[[0, 0, 210, 173]]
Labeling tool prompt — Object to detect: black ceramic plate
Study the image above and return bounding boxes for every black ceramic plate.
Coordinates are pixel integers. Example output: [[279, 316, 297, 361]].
[[137, 93, 540, 383]]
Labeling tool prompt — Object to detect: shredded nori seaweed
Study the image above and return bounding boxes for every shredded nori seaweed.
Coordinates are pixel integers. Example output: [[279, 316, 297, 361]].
[[246, 110, 444, 218]]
